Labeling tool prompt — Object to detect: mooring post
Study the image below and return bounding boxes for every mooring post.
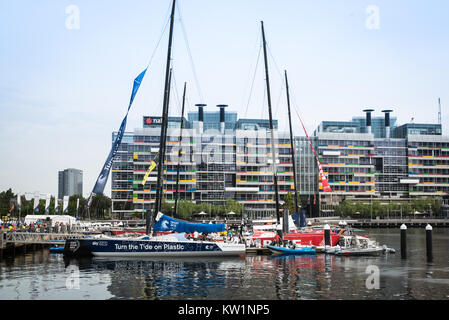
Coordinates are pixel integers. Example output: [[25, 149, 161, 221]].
[[400, 224, 407, 259], [426, 224, 433, 262], [324, 224, 331, 247], [0, 230, 3, 260]]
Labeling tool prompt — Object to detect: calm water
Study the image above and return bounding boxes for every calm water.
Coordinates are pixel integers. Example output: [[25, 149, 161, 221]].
[[1, 228, 449, 300]]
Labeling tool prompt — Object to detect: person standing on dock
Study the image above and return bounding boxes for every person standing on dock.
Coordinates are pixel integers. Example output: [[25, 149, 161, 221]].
[[274, 233, 280, 245]]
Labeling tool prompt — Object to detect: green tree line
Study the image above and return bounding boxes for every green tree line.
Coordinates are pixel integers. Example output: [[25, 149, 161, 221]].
[[0, 188, 111, 220], [334, 197, 443, 219], [282, 191, 302, 214], [153, 199, 243, 220]]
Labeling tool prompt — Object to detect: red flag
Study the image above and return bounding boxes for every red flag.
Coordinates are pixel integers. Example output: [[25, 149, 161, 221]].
[[294, 109, 332, 192]]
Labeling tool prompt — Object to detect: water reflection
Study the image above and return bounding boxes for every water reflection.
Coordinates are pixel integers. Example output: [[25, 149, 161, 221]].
[[1, 228, 449, 300], [64, 256, 246, 300]]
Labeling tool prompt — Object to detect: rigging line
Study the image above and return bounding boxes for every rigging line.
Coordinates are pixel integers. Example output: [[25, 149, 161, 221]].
[[290, 89, 316, 154], [243, 27, 262, 117], [283, 75, 309, 138], [266, 44, 287, 129], [273, 82, 285, 124], [267, 44, 284, 85], [171, 71, 182, 117], [245, 45, 262, 118], [145, 3, 172, 69], [176, 4, 205, 103], [261, 82, 267, 120], [288, 80, 307, 134]]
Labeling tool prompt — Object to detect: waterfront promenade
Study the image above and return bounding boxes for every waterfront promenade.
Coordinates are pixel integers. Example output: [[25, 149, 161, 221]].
[[347, 218, 449, 228]]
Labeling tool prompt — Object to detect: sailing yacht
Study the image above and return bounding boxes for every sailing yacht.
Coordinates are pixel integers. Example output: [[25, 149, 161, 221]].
[[63, 0, 245, 258]]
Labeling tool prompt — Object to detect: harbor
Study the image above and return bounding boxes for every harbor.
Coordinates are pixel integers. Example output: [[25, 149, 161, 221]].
[[1, 227, 448, 300], [1, 216, 446, 259], [1, 0, 449, 308]]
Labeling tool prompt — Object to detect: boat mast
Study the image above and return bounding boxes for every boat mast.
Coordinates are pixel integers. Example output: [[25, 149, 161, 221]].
[[261, 21, 281, 225], [158, 68, 173, 212], [284, 70, 299, 215], [153, 0, 176, 228], [174, 82, 187, 217]]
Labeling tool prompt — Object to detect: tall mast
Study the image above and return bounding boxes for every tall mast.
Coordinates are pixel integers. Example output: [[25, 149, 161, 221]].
[[154, 0, 176, 224], [157, 68, 173, 212], [261, 21, 280, 224], [174, 82, 187, 217], [284, 70, 299, 215]]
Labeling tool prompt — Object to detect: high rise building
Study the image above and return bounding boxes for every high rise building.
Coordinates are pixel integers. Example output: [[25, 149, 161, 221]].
[[111, 107, 449, 219], [111, 108, 290, 220], [58, 168, 83, 199], [315, 110, 449, 215]]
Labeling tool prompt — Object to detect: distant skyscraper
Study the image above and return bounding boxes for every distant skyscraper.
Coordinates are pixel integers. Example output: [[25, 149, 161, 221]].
[[58, 168, 83, 199]]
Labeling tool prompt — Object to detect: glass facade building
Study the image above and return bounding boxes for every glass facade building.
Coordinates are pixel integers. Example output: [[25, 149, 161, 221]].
[[111, 110, 294, 219], [58, 168, 83, 200], [314, 111, 449, 215], [294, 136, 318, 196], [111, 108, 449, 218], [395, 123, 442, 138], [315, 116, 398, 139]]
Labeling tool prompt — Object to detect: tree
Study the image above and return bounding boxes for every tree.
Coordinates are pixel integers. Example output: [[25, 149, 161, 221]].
[[225, 199, 242, 216], [67, 195, 87, 217], [354, 201, 370, 218], [0, 188, 15, 215], [177, 200, 195, 219], [401, 202, 412, 216], [161, 198, 174, 216], [283, 192, 295, 214], [429, 197, 442, 216], [371, 200, 385, 218], [90, 194, 112, 220], [334, 199, 356, 218]]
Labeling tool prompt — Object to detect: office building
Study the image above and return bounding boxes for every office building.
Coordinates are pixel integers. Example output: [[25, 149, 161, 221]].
[[111, 106, 291, 219], [315, 110, 449, 215], [58, 168, 83, 199], [111, 106, 449, 219]]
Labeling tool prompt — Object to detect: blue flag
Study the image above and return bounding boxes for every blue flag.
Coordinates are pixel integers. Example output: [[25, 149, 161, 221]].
[[91, 68, 147, 196]]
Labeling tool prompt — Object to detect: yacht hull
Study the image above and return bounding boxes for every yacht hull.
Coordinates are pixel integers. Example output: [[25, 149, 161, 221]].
[[63, 238, 245, 257]]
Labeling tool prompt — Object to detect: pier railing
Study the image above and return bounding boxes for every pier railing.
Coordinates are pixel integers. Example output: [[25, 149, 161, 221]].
[[348, 218, 449, 228], [2, 232, 85, 245]]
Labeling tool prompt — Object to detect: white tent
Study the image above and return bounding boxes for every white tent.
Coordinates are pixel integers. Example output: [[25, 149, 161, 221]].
[[24, 215, 76, 226], [227, 211, 236, 215], [197, 211, 207, 215]]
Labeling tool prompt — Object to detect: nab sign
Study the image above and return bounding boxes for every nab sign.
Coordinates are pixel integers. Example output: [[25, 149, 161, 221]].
[[143, 116, 162, 127]]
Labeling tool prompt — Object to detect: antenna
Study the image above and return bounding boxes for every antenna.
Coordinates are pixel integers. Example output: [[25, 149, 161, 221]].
[[438, 98, 441, 125]]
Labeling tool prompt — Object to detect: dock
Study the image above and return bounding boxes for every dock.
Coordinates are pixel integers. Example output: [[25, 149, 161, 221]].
[[245, 247, 271, 255], [347, 219, 449, 228], [0, 231, 84, 259]]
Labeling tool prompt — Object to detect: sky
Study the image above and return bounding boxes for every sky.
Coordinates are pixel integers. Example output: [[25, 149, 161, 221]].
[[1, 0, 448, 199]]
